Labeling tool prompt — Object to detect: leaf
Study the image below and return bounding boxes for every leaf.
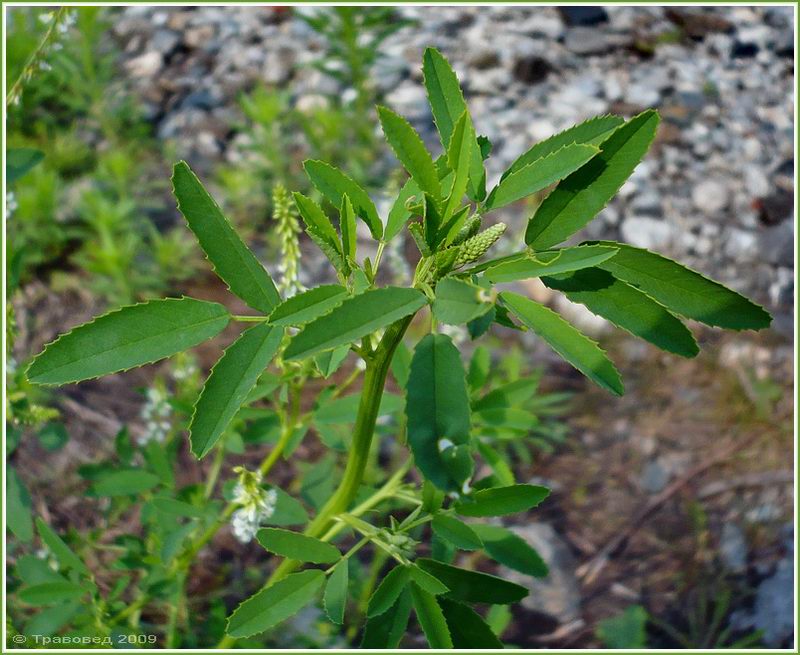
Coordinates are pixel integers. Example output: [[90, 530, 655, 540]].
[[173, 161, 280, 313], [378, 105, 440, 199], [416, 558, 528, 604], [593, 242, 772, 331], [501, 114, 624, 181], [324, 562, 348, 624], [411, 583, 453, 649], [256, 528, 340, 564], [472, 524, 548, 577], [190, 323, 283, 458], [442, 111, 474, 220], [339, 194, 357, 262], [268, 285, 349, 326], [485, 245, 619, 283], [27, 298, 229, 386], [526, 110, 660, 249], [7, 147, 44, 184], [226, 570, 325, 638], [408, 565, 450, 596], [422, 47, 485, 200], [151, 497, 207, 519], [385, 177, 421, 241], [303, 160, 382, 239], [284, 287, 427, 360], [292, 191, 340, 247], [315, 345, 350, 379], [368, 566, 410, 618], [500, 291, 624, 395], [361, 589, 412, 648], [7, 467, 33, 542], [18, 582, 86, 606], [89, 469, 161, 497], [485, 143, 600, 211], [439, 597, 505, 648], [455, 483, 550, 517], [406, 334, 472, 491], [432, 278, 492, 325], [543, 268, 699, 358], [597, 605, 648, 649], [431, 515, 483, 551], [266, 488, 309, 527], [35, 518, 88, 576]]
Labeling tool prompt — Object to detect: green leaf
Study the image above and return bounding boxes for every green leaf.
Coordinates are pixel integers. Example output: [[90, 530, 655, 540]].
[[151, 497, 207, 519], [303, 160, 382, 239], [27, 298, 229, 386], [500, 291, 624, 395], [593, 242, 772, 331], [378, 105, 440, 200], [190, 323, 283, 458], [7, 467, 33, 542], [431, 515, 483, 551], [368, 566, 410, 617], [35, 519, 88, 576], [502, 114, 624, 181], [385, 177, 421, 242], [173, 161, 280, 313], [442, 111, 474, 220], [226, 570, 325, 638], [416, 558, 528, 604], [361, 589, 412, 648], [339, 194, 357, 262], [543, 268, 699, 358], [285, 287, 427, 360], [315, 345, 350, 379], [472, 524, 548, 577], [269, 285, 349, 327], [526, 110, 660, 249], [267, 487, 309, 527], [292, 191, 340, 247], [485, 143, 600, 211], [433, 278, 492, 325], [89, 469, 161, 497], [324, 562, 348, 624], [18, 582, 86, 606], [485, 245, 619, 283], [256, 528, 340, 564], [411, 583, 453, 649], [408, 564, 450, 596], [596, 605, 648, 649], [455, 483, 550, 517], [7, 147, 44, 184], [422, 47, 485, 200], [406, 334, 472, 491], [439, 597, 505, 648]]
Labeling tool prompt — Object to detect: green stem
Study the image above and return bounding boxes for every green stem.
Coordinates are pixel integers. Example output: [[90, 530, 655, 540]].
[[231, 315, 268, 322]]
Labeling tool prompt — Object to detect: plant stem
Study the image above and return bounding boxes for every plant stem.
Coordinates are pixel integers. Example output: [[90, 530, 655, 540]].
[[231, 314, 268, 322]]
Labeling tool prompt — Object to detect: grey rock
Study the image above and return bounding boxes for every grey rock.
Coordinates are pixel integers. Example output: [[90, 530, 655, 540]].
[[719, 522, 747, 572], [498, 523, 582, 623], [758, 221, 794, 267], [151, 28, 180, 55], [124, 51, 163, 78], [621, 216, 675, 251], [564, 27, 617, 56], [625, 82, 661, 108], [724, 229, 758, 262], [640, 459, 669, 494], [691, 179, 729, 215], [558, 6, 608, 27]]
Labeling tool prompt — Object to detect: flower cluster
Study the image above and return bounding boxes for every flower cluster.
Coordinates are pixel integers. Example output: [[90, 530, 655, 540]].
[[230, 467, 278, 543], [272, 183, 304, 297], [137, 384, 171, 446]]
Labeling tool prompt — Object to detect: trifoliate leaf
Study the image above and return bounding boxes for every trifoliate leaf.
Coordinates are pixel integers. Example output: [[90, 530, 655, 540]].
[[455, 484, 550, 517], [485, 244, 619, 282]]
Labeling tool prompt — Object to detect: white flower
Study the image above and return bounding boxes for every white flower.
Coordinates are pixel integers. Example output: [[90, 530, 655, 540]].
[[230, 468, 278, 543], [137, 384, 172, 446]]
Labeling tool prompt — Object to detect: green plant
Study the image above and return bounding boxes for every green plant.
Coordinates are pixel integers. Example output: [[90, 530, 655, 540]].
[[23, 48, 771, 648]]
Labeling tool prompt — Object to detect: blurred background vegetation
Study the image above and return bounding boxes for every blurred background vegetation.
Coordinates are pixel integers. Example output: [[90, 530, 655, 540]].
[[6, 6, 794, 649]]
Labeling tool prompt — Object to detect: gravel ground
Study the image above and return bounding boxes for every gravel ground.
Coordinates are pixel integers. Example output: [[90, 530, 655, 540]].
[[112, 5, 795, 336]]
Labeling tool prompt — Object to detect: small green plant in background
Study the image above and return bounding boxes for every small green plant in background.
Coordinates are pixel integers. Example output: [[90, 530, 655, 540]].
[[21, 48, 771, 648]]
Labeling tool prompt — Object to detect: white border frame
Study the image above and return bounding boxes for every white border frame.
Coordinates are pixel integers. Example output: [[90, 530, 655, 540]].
[[2, 2, 797, 653]]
